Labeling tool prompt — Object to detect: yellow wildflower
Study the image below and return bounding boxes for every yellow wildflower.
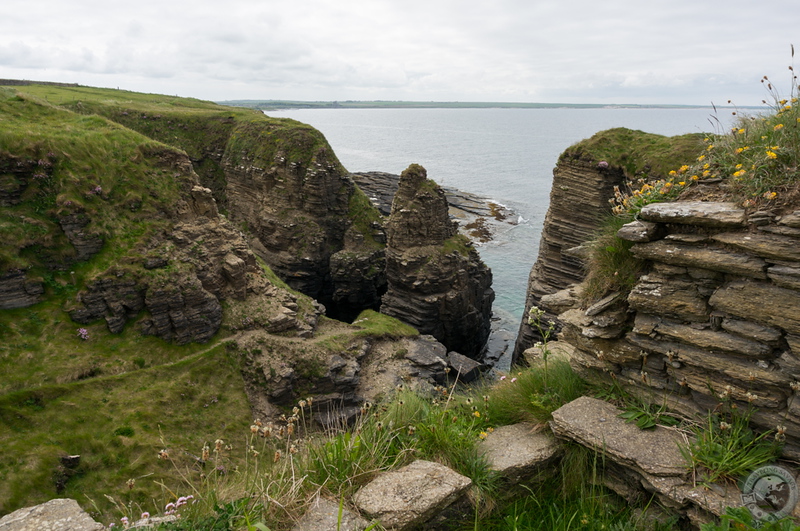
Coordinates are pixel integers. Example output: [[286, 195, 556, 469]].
[[697, 154, 706, 161], [733, 170, 746, 178], [737, 128, 745, 135], [669, 170, 677, 176], [764, 191, 777, 200], [478, 431, 488, 440], [678, 181, 686, 186], [679, 165, 690, 173], [774, 124, 784, 131], [690, 175, 699, 181], [735, 163, 743, 169], [766, 150, 778, 159], [473, 410, 481, 418], [702, 170, 711, 177], [703, 163, 710, 170]]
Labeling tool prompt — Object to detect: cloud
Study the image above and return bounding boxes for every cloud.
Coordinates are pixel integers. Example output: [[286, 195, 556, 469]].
[[1, 0, 798, 104]]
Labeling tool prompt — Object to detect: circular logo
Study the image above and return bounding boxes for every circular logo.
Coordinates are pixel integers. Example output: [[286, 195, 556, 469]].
[[741, 465, 799, 522]]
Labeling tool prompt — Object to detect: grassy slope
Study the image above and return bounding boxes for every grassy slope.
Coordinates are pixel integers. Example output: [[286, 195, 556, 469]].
[[0, 84, 390, 520]]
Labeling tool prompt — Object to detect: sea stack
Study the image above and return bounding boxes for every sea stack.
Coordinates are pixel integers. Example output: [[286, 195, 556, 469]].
[[381, 164, 494, 359]]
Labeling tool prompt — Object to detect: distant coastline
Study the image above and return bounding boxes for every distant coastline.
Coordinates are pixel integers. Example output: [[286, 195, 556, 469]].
[[220, 99, 719, 111]]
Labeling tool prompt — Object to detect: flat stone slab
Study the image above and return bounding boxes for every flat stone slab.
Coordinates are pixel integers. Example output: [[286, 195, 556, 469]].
[[353, 459, 471, 530], [478, 423, 561, 480], [0, 498, 104, 531], [550, 396, 686, 477], [638, 201, 746, 228], [292, 496, 370, 531]]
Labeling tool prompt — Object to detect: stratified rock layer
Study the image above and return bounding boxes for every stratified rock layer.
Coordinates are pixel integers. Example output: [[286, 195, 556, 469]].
[[513, 156, 627, 362], [380, 164, 494, 359]]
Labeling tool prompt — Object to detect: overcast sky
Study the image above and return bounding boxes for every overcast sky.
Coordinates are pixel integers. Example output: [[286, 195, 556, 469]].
[[1, 0, 797, 105]]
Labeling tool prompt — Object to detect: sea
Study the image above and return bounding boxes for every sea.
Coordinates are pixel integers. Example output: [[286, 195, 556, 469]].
[[266, 106, 737, 364]]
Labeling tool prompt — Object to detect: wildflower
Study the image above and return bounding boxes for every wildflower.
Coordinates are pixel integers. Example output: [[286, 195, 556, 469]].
[[126, 478, 135, 489], [697, 155, 706, 162], [201, 444, 210, 461], [735, 146, 749, 154], [733, 170, 746, 178], [77, 328, 89, 341], [254, 418, 263, 427], [678, 181, 686, 186], [141, 512, 150, 520], [214, 439, 223, 452], [679, 165, 690, 173], [745, 392, 757, 403], [719, 421, 731, 431], [690, 175, 699, 181], [158, 449, 169, 460], [669, 170, 677, 176], [763, 191, 777, 200], [487, 427, 494, 433], [776, 425, 787, 442], [273, 450, 282, 462], [376, 421, 384, 431], [499, 375, 506, 381], [473, 410, 481, 418], [597, 161, 609, 169], [774, 123, 785, 131], [766, 151, 778, 159], [510, 377, 517, 383], [466, 397, 474, 405], [289, 444, 298, 454], [298, 399, 307, 409], [478, 431, 488, 440], [121, 517, 129, 525], [737, 128, 746, 135], [287, 423, 294, 436], [407, 426, 416, 436]]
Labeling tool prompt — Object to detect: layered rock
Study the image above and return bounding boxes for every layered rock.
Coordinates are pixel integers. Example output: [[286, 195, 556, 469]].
[[513, 155, 627, 363], [222, 124, 386, 320], [380, 164, 494, 359], [561, 202, 800, 457]]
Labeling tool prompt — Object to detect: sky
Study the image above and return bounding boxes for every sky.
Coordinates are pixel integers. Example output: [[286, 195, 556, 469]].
[[1, 0, 798, 106]]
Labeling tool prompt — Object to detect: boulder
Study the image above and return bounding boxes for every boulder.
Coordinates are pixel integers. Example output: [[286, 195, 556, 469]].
[[353, 459, 471, 530], [478, 423, 561, 482], [292, 496, 371, 531], [0, 498, 103, 531]]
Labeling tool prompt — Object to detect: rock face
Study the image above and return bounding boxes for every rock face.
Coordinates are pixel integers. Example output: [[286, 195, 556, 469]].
[[560, 202, 800, 457], [513, 155, 627, 363], [380, 164, 494, 359], [222, 127, 386, 321]]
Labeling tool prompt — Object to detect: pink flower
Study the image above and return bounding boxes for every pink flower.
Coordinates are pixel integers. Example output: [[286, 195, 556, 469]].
[[499, 375, 506, 380], [141, 512, 150, 519], [511, 378, 517, 383]]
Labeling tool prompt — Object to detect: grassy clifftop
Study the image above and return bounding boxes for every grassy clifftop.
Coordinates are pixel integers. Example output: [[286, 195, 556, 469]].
[[0, 83, 390, 520]]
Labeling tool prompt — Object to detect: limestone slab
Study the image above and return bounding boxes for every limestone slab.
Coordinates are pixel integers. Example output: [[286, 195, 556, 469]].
[[713, 231, 800, 262], [710, 280, 800, 335], [630, 240, 767, 279], [638, 201, 746, 227], [550, 396, 687, 477]]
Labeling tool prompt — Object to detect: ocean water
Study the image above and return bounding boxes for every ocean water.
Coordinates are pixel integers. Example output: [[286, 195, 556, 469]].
[[267, 107, 735, 360]]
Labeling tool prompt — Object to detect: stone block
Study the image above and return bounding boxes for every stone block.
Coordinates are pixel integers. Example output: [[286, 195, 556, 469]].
[[353, 459, 471, 530], [292, 497, 370, 531], [638, 201, 746, 227], [0, 498, 104, 530], [710, 280, 800, 335], [478, 423, 561, 482], [631, 240, 767, 279]]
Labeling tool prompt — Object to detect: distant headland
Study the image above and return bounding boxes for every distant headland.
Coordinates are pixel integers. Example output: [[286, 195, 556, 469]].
[[219, 99, 714, 111]]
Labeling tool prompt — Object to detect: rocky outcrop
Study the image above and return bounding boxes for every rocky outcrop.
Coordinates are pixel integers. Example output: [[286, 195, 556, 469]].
[[0, 270, 44, 310], [513, 155, 627, 363], [560, 202, 800, 457], [380, 164, 494, 359], [221, 125, 386, 321]]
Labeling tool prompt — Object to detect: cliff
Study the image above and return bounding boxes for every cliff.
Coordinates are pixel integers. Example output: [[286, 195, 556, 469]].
[[513, 128, 706, 363], [515, 125, 800, 458], [59, 91, 386, 322], [381, 164, 494, 359]]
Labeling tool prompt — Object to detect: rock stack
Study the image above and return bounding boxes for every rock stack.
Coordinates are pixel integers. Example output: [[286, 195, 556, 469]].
[[381, 164, 494, 359]]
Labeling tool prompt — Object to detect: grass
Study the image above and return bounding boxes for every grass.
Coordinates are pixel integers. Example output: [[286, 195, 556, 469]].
[[79, 358, 666, 531]]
